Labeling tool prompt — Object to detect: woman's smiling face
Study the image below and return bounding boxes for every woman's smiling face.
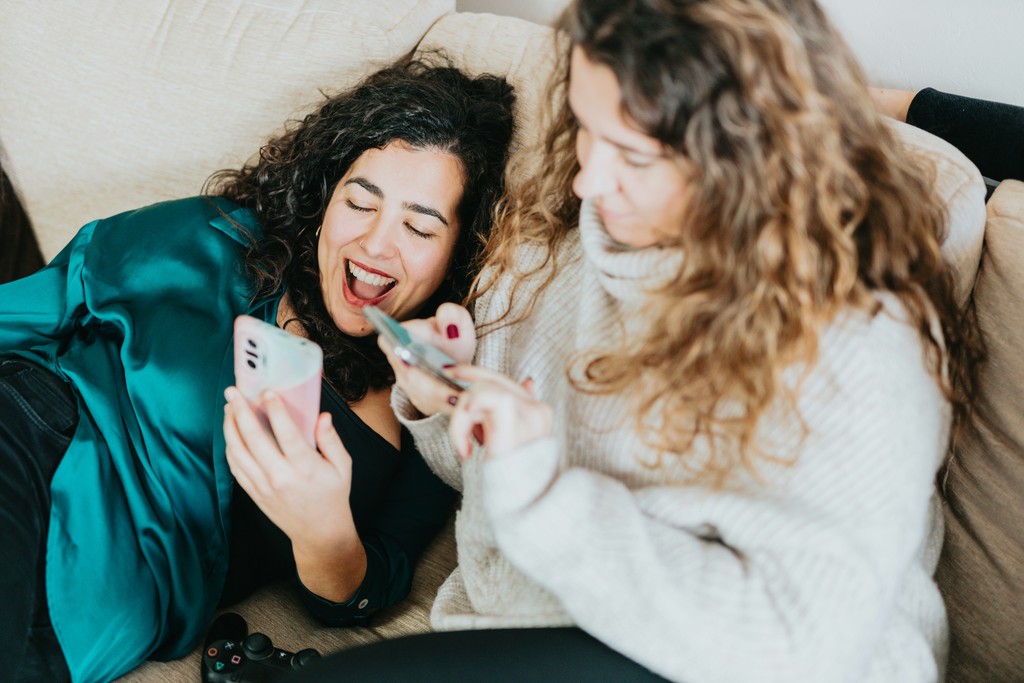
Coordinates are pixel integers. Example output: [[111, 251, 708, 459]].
[[318, 141, 464, 336], [569, 46, 690, 248]]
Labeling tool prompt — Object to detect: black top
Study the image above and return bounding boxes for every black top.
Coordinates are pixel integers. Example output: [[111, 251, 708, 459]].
[[221, 381, 456, 625], [907, 87, 1024, 183]]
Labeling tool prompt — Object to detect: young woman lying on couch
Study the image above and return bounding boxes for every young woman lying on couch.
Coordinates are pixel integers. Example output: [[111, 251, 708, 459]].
[[288, 0, 980, 681], [0, 60, 515, 683]]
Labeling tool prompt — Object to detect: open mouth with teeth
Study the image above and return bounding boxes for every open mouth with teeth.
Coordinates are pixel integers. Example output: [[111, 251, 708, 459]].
[[343, 259, 398, 306]]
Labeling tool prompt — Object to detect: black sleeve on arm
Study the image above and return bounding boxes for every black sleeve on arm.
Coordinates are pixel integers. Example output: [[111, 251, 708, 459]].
[[907, 87, 1024, 182], [295, 433, 457, 626]]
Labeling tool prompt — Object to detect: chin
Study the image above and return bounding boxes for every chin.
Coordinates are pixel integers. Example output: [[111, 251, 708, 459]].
[[608, 221, 663, 249], [331, 308, 374, 338], [605, 222, 641, 246]]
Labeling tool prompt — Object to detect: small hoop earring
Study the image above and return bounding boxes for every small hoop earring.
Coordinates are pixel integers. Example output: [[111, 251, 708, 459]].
[[315, 224, 322, 237]]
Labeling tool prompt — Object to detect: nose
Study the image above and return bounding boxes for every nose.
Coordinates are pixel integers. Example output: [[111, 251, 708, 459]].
[[359, 213, 399, 259], [572, 141, 618, 200]]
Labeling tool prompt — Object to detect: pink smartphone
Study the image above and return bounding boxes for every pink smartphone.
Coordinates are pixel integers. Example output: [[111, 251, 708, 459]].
[[233, 315, 323, 447]]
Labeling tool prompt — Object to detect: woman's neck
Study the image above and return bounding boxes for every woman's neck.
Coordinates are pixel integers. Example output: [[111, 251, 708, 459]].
[[275, 292, 308, 338]]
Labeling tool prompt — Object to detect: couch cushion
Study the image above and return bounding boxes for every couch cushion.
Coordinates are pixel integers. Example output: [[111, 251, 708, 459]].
[[888, 120, 987, 308], [414, 12, 559, 190], [936, 179, 1024, 683], [0, 0, 454, 261]]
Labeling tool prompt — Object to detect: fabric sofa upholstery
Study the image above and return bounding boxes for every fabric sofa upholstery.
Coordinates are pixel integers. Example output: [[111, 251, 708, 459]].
[[937, 180, 1024, 683], [0, 3, 1019, 682], [0, 0, 455, 261]]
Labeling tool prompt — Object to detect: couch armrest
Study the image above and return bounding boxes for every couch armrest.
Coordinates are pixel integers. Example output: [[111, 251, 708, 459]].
[[937, 179, 1024, 682]]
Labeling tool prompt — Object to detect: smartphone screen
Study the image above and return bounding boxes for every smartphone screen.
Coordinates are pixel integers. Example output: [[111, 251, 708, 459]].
[[363, 305, 468, 392], [233, 315, 323, 446]]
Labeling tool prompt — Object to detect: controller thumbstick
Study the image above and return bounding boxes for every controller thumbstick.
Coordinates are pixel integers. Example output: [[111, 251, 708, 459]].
[[293, 648, 322, 669], [242, 632, 274, 659]]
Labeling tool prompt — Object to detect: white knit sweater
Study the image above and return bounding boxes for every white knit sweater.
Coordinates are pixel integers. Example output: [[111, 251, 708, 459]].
[[396, 200, 950, 683]]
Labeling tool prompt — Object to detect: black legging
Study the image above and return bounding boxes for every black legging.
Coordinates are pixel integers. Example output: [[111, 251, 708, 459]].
[[908, 87, 1024, 183], [286, 626, 670, 682], [0, 358, 75, 683]]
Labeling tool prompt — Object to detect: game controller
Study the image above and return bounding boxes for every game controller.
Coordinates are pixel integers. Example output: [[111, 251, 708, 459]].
[[201, 612, 321, 682]]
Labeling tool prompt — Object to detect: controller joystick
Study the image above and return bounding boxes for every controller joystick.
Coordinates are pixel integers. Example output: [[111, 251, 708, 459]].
[[243, 633, 273, 659], [201, 612, 321, 682]]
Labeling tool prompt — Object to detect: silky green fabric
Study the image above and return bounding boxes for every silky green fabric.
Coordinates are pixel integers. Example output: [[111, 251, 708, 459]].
[[0, 197, 277, 682]]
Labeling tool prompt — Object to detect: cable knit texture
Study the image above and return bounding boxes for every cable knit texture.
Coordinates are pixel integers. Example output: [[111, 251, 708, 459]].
[[394, 199, 950, 683]]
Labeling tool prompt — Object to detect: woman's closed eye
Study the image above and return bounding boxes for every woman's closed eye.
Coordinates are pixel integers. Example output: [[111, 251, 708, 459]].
[[405, 222, 435, 240], [622, 152, 656, 169], [345, 198, 437, 239], [346, 200, 374, 213]]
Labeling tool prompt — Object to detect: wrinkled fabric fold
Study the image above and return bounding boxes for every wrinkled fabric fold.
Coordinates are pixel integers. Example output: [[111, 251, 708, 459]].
[[0, 197, 275, 682]]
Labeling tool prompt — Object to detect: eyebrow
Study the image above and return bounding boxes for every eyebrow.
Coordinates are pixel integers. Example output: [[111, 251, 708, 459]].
[[604, 135, 661, 158], [345, 177, 451, 228], [567, 95, 665, 159]]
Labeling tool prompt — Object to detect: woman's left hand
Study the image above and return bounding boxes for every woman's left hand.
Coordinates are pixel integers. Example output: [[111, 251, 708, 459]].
[[223, 387, 356, 550], [446, 366, 553, 460]]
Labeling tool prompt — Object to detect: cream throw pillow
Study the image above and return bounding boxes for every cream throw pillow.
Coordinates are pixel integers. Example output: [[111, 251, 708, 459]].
[[414, 11, 559, 191], [0, 0, 454, 260], [937, 180, 1024, 683]]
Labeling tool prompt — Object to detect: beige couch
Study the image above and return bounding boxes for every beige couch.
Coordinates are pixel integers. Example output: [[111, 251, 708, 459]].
[[0, 2, 1021, 682]]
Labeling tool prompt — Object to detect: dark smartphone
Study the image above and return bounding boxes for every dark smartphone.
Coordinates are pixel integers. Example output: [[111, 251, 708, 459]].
[[364, 305, 467, 393]]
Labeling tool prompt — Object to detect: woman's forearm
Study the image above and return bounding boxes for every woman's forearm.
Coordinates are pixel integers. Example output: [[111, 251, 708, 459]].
[[907, 87, 1024, 181], [869, 87, 915, 122], [870, 86, 1024, 181], [292, 528, 368, 603]]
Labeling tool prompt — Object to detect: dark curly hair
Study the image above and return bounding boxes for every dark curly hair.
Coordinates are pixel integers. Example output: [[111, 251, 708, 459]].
[[205, 58, 516, 402]]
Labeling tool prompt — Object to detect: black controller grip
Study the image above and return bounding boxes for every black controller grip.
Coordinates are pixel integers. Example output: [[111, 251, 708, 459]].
[[204, 612, 248, 650], [201, 612, 321, 683]]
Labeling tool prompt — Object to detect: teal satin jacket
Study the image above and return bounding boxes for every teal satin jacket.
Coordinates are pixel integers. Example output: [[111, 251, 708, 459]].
[[0, 197, 277, 682]]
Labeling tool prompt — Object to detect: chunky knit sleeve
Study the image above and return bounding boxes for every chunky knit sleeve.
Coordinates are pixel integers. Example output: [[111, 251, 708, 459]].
[[393, 388, 463, 493], [479, 302, 949, 683]]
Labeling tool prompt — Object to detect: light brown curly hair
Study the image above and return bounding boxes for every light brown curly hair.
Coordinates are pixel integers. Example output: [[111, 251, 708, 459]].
[[471, 0, 981, 485]]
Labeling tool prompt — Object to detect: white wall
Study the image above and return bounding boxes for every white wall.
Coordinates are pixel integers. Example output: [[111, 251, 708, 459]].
[[817, 0, 1023, 107], [457, 0, 1022, 107]]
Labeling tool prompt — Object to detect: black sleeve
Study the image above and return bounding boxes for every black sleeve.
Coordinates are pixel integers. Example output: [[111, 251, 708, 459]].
[[907, 87, 1024, 182], [295, 434, 457, 626]]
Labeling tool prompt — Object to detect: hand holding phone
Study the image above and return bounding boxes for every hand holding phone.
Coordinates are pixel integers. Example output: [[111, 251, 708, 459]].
[[233, 315, 323, 446], [364, 305, 468, 393]]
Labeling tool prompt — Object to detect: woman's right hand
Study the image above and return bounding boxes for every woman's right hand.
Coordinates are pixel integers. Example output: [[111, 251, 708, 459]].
[[377, 302, 477, 417]]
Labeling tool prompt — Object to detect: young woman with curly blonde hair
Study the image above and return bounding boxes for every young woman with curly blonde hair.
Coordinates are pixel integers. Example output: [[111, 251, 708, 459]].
[[292, 1, 981, 681]]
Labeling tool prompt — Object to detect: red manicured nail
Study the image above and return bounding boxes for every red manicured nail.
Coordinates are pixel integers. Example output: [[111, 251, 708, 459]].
[[446, 324, 459, 339]]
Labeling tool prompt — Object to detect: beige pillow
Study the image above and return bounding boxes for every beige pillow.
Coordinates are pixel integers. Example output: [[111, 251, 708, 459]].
[[0, 0, 454, 260], [414, 12, 559, 190], [889, 120, 987, 308], [937, 179, 1024, 683]]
